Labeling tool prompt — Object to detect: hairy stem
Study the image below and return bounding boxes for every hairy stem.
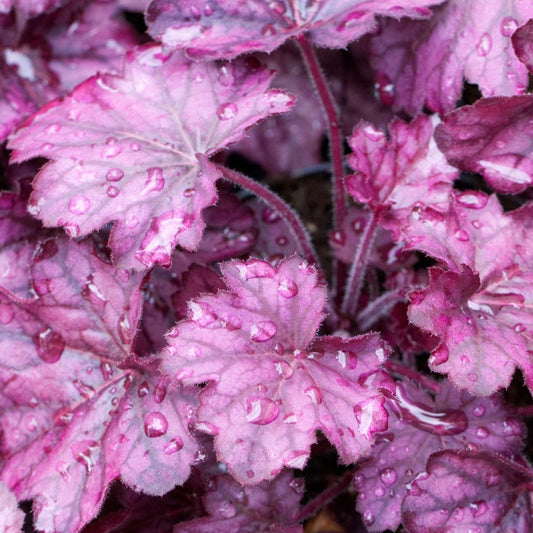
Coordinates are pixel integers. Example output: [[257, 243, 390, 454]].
[[296, 34, 347, 300], [294, 469, 354, 523], [218, 164, 323, 277], [341, 210, 379, 319]]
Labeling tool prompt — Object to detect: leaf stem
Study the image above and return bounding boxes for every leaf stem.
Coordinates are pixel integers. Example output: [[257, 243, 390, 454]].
[[293, 469, 354, 523], [218, 164, 323, 277], [341, 209, 379, 319], [296, 34, 346, 300], [385, 360, 441, 394]]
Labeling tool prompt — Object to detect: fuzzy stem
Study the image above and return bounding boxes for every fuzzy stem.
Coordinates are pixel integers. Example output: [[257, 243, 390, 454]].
[[341, 210, 379, 319], [296, 34, 347, 302], [218, 164, 323, 275], [294, 469, 354, 523], [356, 287, 408, 331]]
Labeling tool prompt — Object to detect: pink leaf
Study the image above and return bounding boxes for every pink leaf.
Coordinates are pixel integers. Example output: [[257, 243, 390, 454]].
[[369, 0, 532, 114], [0, 237, 199, 531], [161, 256, 391, 483], [0, 481, 25, 532], [355, 380, 525, 531], [8, 45, 294, 269], [401, 450, 532, 532], [146, 0, 443, 59], [346, 116, 458, 239], [513, 18, 533, 72], [435, 95, 533, 193], [408, 265, 533, 396], [175, 470, 303, 532]]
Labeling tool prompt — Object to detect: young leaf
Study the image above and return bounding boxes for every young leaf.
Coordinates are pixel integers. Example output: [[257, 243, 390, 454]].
[[161, 256, 391, 484], [355, 380, 525, 532], [8, 45, 294, 269], [435, 95, 533, 193], [369, 0, 533, 114], [0, 237, 199, 532], [401, 450, 532, 532], [346, 116, 458, 239], [145, 0, 443, 60]]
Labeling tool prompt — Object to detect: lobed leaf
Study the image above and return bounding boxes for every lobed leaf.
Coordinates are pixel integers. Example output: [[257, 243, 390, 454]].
[[161, 256, 391, 483], [8, 45, 294, 269]]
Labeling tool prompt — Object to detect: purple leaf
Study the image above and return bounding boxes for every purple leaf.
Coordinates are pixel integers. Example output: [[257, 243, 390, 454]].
[[8, 45, 294, 269], [513, 18, 533, 72], [346, 116, 457, 239], [0, 0, 67, 17], [0, 481, 25, 532], [435, 95, 533, 193], [0, 237, 199, 531], [408, 265, 533, 395], [161, 256, 391, 483], [401, 450, 532, 532], [175, 470, 303, 532], [355, 380, 525, 531], [145, 0, 443, 60], [369, 1, 533, 114]]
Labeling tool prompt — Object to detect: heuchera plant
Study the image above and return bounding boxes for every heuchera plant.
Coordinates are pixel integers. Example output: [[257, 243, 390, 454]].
[[2, 0, 533, 531]]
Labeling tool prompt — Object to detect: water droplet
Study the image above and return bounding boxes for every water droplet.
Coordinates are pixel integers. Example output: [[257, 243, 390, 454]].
[[68, 195, 91, 215], [276, 235, 288, 246], [353, 473, 365, 489], [100, 362, 113, 380], [274, 360, 293, 378], [503, 417, 523, 436], [239, 259, 276, 279], [40, 142, 54, 151], [142, 167, 165, 194], [379, 468, 397, 486], [138, 381, 149, 397], [130, 142, 141, 151], [475, 426, 489, 438], [454, 229, 469, 241], [453, 507, 464, 522], [183, 187, 196, 198], [363, 510, 375, 526], [164, 437, 184, 454], [45, 123, 61, 135], [153, 381, 167, 403], [188, 301, 217, 326], [245, 396, 279, 425], [514, 323, 526, 332], [304, 385, 323, 405], [33, 328, 65, 363], [217, 102, 238, 120], [472, 405, 485, 417], [467, 372, 478, 382], [250, 321, 277, 342], [106, 168, 124, 182], [285, 450, 307, 469], [277, 278, 298, 298], [501, 17, 519, 37], [118, 314, 132, 344], [330, 230, 345, 246], [460, 355, 470, 365], [283, 413, 297, 424], [144, 412, 169, 438], [71, 440, 99, 472], [261, 23, 276, 36], [476, 33, 492, 56], [374, 73, 395, 106], [456, 192, 488, 209], [374, 486, 385, 497], [262, 207, 281, 223], [470, 500, 488, 517], [106, 186, 119, 198]]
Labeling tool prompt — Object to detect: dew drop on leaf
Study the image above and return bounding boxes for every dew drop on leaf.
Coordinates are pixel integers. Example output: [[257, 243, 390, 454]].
[[304, 385, 323, 405], [153, 381, 167, 403], [142, 167, 165, 194], [189, 301, 217, 326], [68, 195, 91, 215], [363, 510, 375, 526], [144, 411, 169, 438], [35, 239, 59, 262], [33, 328, 65, 363], [250, 320, 277, 342], [106, 186, 119, 198], [379, 468, 397, 486], [500, 17, 519, 37], [71, 440, 99, 473], [216, 102, 238, 120], [105, 168, 124, 182], [285, 450, 307, 469], [475, 426, 489, 438], [456, 192, 488, 209], [218, 501, 237, 518], [274, 359, 293, 378], [277, 278, 298, 298], [472, 405, 485, 417], [470, 500, 488, 517], [117, 313, 132, 344], [245, 396, 279, 425], [374, 486, 385, 496], [262, 207, 281, 223], [137, 381, 149, 397], [476, 33, 492, 56], [454, 229, 469, 241], [0, 304, 14, 325], [164, 437, 184, 455]]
